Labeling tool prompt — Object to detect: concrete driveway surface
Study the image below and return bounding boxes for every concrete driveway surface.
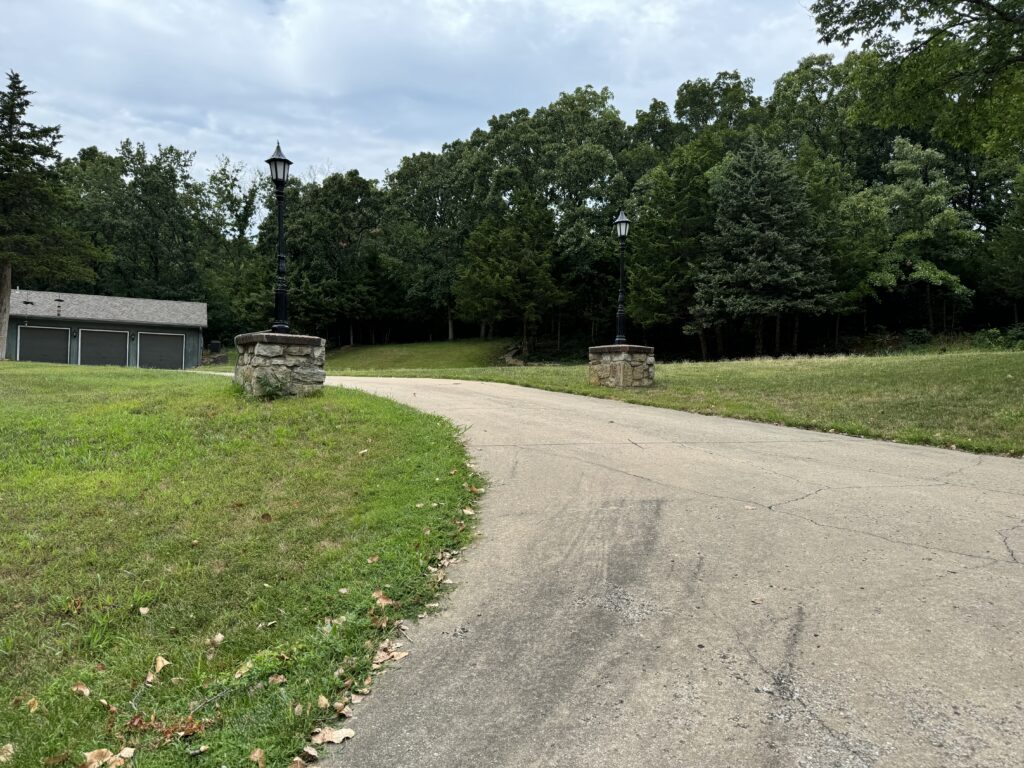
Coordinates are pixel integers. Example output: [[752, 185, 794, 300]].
[[321, 376, 1023, 768]]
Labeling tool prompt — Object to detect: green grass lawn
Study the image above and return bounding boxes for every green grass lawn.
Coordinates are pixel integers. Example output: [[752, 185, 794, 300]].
[[338, 350, 1024, 456], [0, 363, 479, 766], [326, 338, 509, 371]]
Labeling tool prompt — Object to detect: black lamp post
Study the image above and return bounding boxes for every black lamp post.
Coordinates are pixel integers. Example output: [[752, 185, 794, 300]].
[[266, 142, 293, 334], [612, 210, 630, 344]]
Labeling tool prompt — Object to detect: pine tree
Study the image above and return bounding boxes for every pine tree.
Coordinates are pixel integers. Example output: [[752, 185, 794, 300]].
[[691, 138, 835, 355], [0, 71, 96, 359]]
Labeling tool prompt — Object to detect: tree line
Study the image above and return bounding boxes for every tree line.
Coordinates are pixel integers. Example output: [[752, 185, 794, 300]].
[[2, 0, 1022, 359]]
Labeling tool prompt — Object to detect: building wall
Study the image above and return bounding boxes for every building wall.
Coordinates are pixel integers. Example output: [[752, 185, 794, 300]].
[[5, 318, 204, 368]]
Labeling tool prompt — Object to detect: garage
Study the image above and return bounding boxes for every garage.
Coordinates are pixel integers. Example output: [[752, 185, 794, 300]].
[[5, 290, 207, 368], [138, 332, 185, 370], [79, 329, 129, 366], [17, 326, 70, 364]]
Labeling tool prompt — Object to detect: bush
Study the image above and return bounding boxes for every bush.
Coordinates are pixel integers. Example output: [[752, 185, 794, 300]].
[[904, 328, 932, 346]]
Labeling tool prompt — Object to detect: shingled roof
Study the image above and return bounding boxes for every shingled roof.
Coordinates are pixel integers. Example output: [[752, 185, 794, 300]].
[[9, 290, 207, 328]]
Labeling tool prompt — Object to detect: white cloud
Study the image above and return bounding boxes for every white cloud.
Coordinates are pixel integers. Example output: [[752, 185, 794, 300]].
[[3, 0, 842, 181]]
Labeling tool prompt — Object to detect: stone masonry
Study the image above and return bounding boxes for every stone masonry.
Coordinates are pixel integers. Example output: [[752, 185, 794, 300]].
[[587, 344, 655, 388], [234, 332, 326, 397]]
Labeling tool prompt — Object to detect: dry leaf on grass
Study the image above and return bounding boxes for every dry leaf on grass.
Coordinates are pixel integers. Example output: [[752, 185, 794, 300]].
[[293, 703, 303, 716], [26, 697, 39, 713], [187, 745, 209, 757], [117, 748, 135, 760], [268, 674, 287, 685], [311, 727, 354, 745], [0, 745, 12, 764], [337, 587, 348, 595], [138, 607, 150, 616], [317, 695, 330, 709], [301, 746, 319, 762], [234, 660, 254, 679], [288, 760, 305, 768], [372, 590, 395, 607], [210, 632, 225, 647], [71, 683, 90, 697], [154, 656, 171, 674], [366, 555, 379, 564], [249, 747, 266, 767], [81, 749, 113, 768]]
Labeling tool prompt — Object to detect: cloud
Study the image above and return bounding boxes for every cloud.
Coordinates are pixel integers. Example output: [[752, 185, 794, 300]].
[[3, 0, 841, 182]]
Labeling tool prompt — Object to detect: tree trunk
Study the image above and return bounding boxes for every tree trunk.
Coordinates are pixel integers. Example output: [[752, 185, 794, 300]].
[[447, 306, 454, 341], [698, 330, 708, 361], [556, 314, 561, 353], [926, 284, 934, 332], [521, 318, 529, 358], [1014, 302, 1019, 325], [791, 315, 800, 353], [0, 261, 10, 361], [349, 322, 354, 347], [774, 313, 781, 357], [479, 321, 486, 339], [942, 299, 948, 334], [754, 317, 764, 357], [834, 315, 841, 352]]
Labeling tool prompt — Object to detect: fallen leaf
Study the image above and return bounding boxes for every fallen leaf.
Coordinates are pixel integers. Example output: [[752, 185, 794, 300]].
[[82, 749, 114, 768], [249, 747, 266, 768], [71, 683, 91, 697], [210, 632, 225, 647], [187, 745, 209, 757], [42, 752, 69, 766], [449, 468, 458, 475], [469, 485, 485, 494], [391, 651, 409, 662], [145, 671, 155, 686], [366, 555, 379, 564], [94, 663, 106, 672], [415, 503, 425, 509], [461, 508, 475, 516], [117, 748, 136, 760], [743, 505, 755, 510], [301, 746, 319, 762], [337, 588, 348, 595], [350, 694, 364, 704], [138, 607, 150, 616], [372, 590, 395, 607], [334, 702, 353, 717], [358, 448, 368, 455], [311, 727, 354, 745], [268, 674, 287, 685], [26, 698, 39, 713], [234, 660, 254, 679], [154, 656, 171, 674], [751, 597, 765, 605], [293, 703, 303, 716], [0, 745, 12, 764], [288, 760, 306, 768], [317, 695, 330, 709]]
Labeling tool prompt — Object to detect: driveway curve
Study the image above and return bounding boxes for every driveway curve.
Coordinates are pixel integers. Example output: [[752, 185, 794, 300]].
[[323, 376, 1023, 768]]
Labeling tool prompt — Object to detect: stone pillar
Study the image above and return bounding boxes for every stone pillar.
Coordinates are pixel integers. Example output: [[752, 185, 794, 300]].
[[587, 344, 655, 388], [234, 332, 326, 398]]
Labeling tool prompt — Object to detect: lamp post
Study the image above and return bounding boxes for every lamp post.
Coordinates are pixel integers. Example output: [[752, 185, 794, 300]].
[[612, 210, 630, 344], [266, 142, 293, 334]]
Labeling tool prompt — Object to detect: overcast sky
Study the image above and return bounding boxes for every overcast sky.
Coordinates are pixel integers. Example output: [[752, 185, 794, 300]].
[[4, 0, 843, 182]]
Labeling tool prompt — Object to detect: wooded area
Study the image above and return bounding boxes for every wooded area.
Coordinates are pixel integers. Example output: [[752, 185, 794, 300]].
[[2, 0, 1022, 359]]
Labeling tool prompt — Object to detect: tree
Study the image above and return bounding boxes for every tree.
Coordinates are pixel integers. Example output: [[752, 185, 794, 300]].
[[838, 137, 979, 329], [692, 138, 834, 356], [674, 71, 762, 138], [981, 166, 1024, 324], [0, 72, 97, 359]]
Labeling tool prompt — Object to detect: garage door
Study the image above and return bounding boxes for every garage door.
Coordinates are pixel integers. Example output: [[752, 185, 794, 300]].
[[18, 326, 70, 364], [138, 333, 184, 369], [80, 329, 129, 366]]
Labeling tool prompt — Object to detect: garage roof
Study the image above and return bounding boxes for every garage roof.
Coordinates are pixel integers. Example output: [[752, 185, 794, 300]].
[[10, 290, 207, 328]]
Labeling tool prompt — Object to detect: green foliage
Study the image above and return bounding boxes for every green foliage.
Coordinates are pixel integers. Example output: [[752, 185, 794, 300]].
[[691, 138, 835, 352]]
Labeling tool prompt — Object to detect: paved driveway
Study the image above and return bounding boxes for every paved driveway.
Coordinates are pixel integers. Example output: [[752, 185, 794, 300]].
[[323, 377, 1023, 768]]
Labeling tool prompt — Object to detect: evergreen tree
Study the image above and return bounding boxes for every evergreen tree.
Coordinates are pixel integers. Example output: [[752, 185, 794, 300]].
[[692, 138, 834, 355], [0, 71, 97, 358]]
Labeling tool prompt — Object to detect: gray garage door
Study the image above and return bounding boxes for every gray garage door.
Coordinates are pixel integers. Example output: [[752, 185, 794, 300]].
[[18, 326, 70, 364], [138, 333, 184, 369], [80, 329, 128, 366]]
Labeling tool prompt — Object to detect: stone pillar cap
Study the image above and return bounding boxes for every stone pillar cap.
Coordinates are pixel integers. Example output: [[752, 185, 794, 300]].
[[235, 331, 324, 346], [588, 344, 654, 353]]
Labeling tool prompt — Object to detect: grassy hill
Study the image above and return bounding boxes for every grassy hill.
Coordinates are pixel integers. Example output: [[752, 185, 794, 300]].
[[0, 364, 480, 766], [326, 338, 509, 371]]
